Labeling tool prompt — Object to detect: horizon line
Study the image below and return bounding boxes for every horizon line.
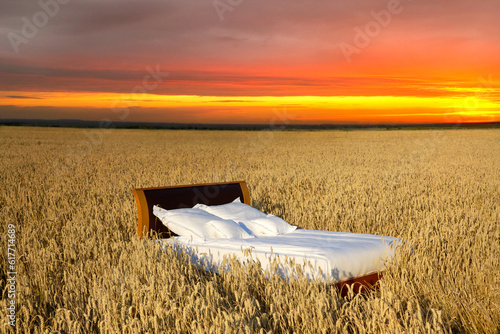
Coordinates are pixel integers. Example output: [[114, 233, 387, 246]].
[[1, 118, 499, 130]]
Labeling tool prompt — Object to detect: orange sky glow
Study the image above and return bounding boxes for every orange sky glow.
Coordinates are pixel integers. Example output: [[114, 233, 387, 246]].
[[1, 1, 499, 125], [1, 89, 499, 124]]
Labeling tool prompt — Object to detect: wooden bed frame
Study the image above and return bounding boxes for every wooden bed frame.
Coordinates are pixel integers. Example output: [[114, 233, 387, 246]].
[[133, 181, 250, 238], [132, 181, 380, 296]]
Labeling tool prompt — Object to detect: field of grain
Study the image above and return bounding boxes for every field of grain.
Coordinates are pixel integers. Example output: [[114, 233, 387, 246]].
[[0, 126, 499, 333]]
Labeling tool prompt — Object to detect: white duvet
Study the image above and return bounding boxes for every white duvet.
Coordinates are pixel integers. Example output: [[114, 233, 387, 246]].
[[161, 229, 401, 283]]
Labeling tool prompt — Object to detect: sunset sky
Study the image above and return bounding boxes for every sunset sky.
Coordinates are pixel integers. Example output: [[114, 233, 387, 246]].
[[1, 0, 499, 125]]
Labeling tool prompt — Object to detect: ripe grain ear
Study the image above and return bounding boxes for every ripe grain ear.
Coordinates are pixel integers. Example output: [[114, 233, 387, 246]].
[[1, 127, 498, 333]]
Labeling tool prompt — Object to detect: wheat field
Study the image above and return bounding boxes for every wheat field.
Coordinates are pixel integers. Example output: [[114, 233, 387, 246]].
[[0, 126, 499, 333]]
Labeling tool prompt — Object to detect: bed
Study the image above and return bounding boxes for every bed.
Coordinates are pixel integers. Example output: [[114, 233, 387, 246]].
[[133, 181, 400, 295]]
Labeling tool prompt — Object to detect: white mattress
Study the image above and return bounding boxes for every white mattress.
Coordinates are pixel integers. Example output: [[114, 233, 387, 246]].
[[161, 229, 401, 283]]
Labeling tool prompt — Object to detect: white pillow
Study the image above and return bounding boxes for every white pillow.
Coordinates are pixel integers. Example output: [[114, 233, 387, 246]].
[[208, 219, 254, 239], [153, 206, 223, 241], [193, 197, 241, 210], [195, 199, 297, 236], [242, 215, 297, 236], [195, 199, 268, 221]]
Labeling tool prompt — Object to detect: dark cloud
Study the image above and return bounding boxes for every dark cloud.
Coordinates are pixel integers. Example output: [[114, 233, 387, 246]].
[[0, 105, 275, 124], [1, 57, 497, 98], [6, 95, 43, 99]]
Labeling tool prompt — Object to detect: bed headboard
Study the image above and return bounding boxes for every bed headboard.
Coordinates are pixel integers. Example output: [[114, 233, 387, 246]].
[[133, 181, 251, 238]]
